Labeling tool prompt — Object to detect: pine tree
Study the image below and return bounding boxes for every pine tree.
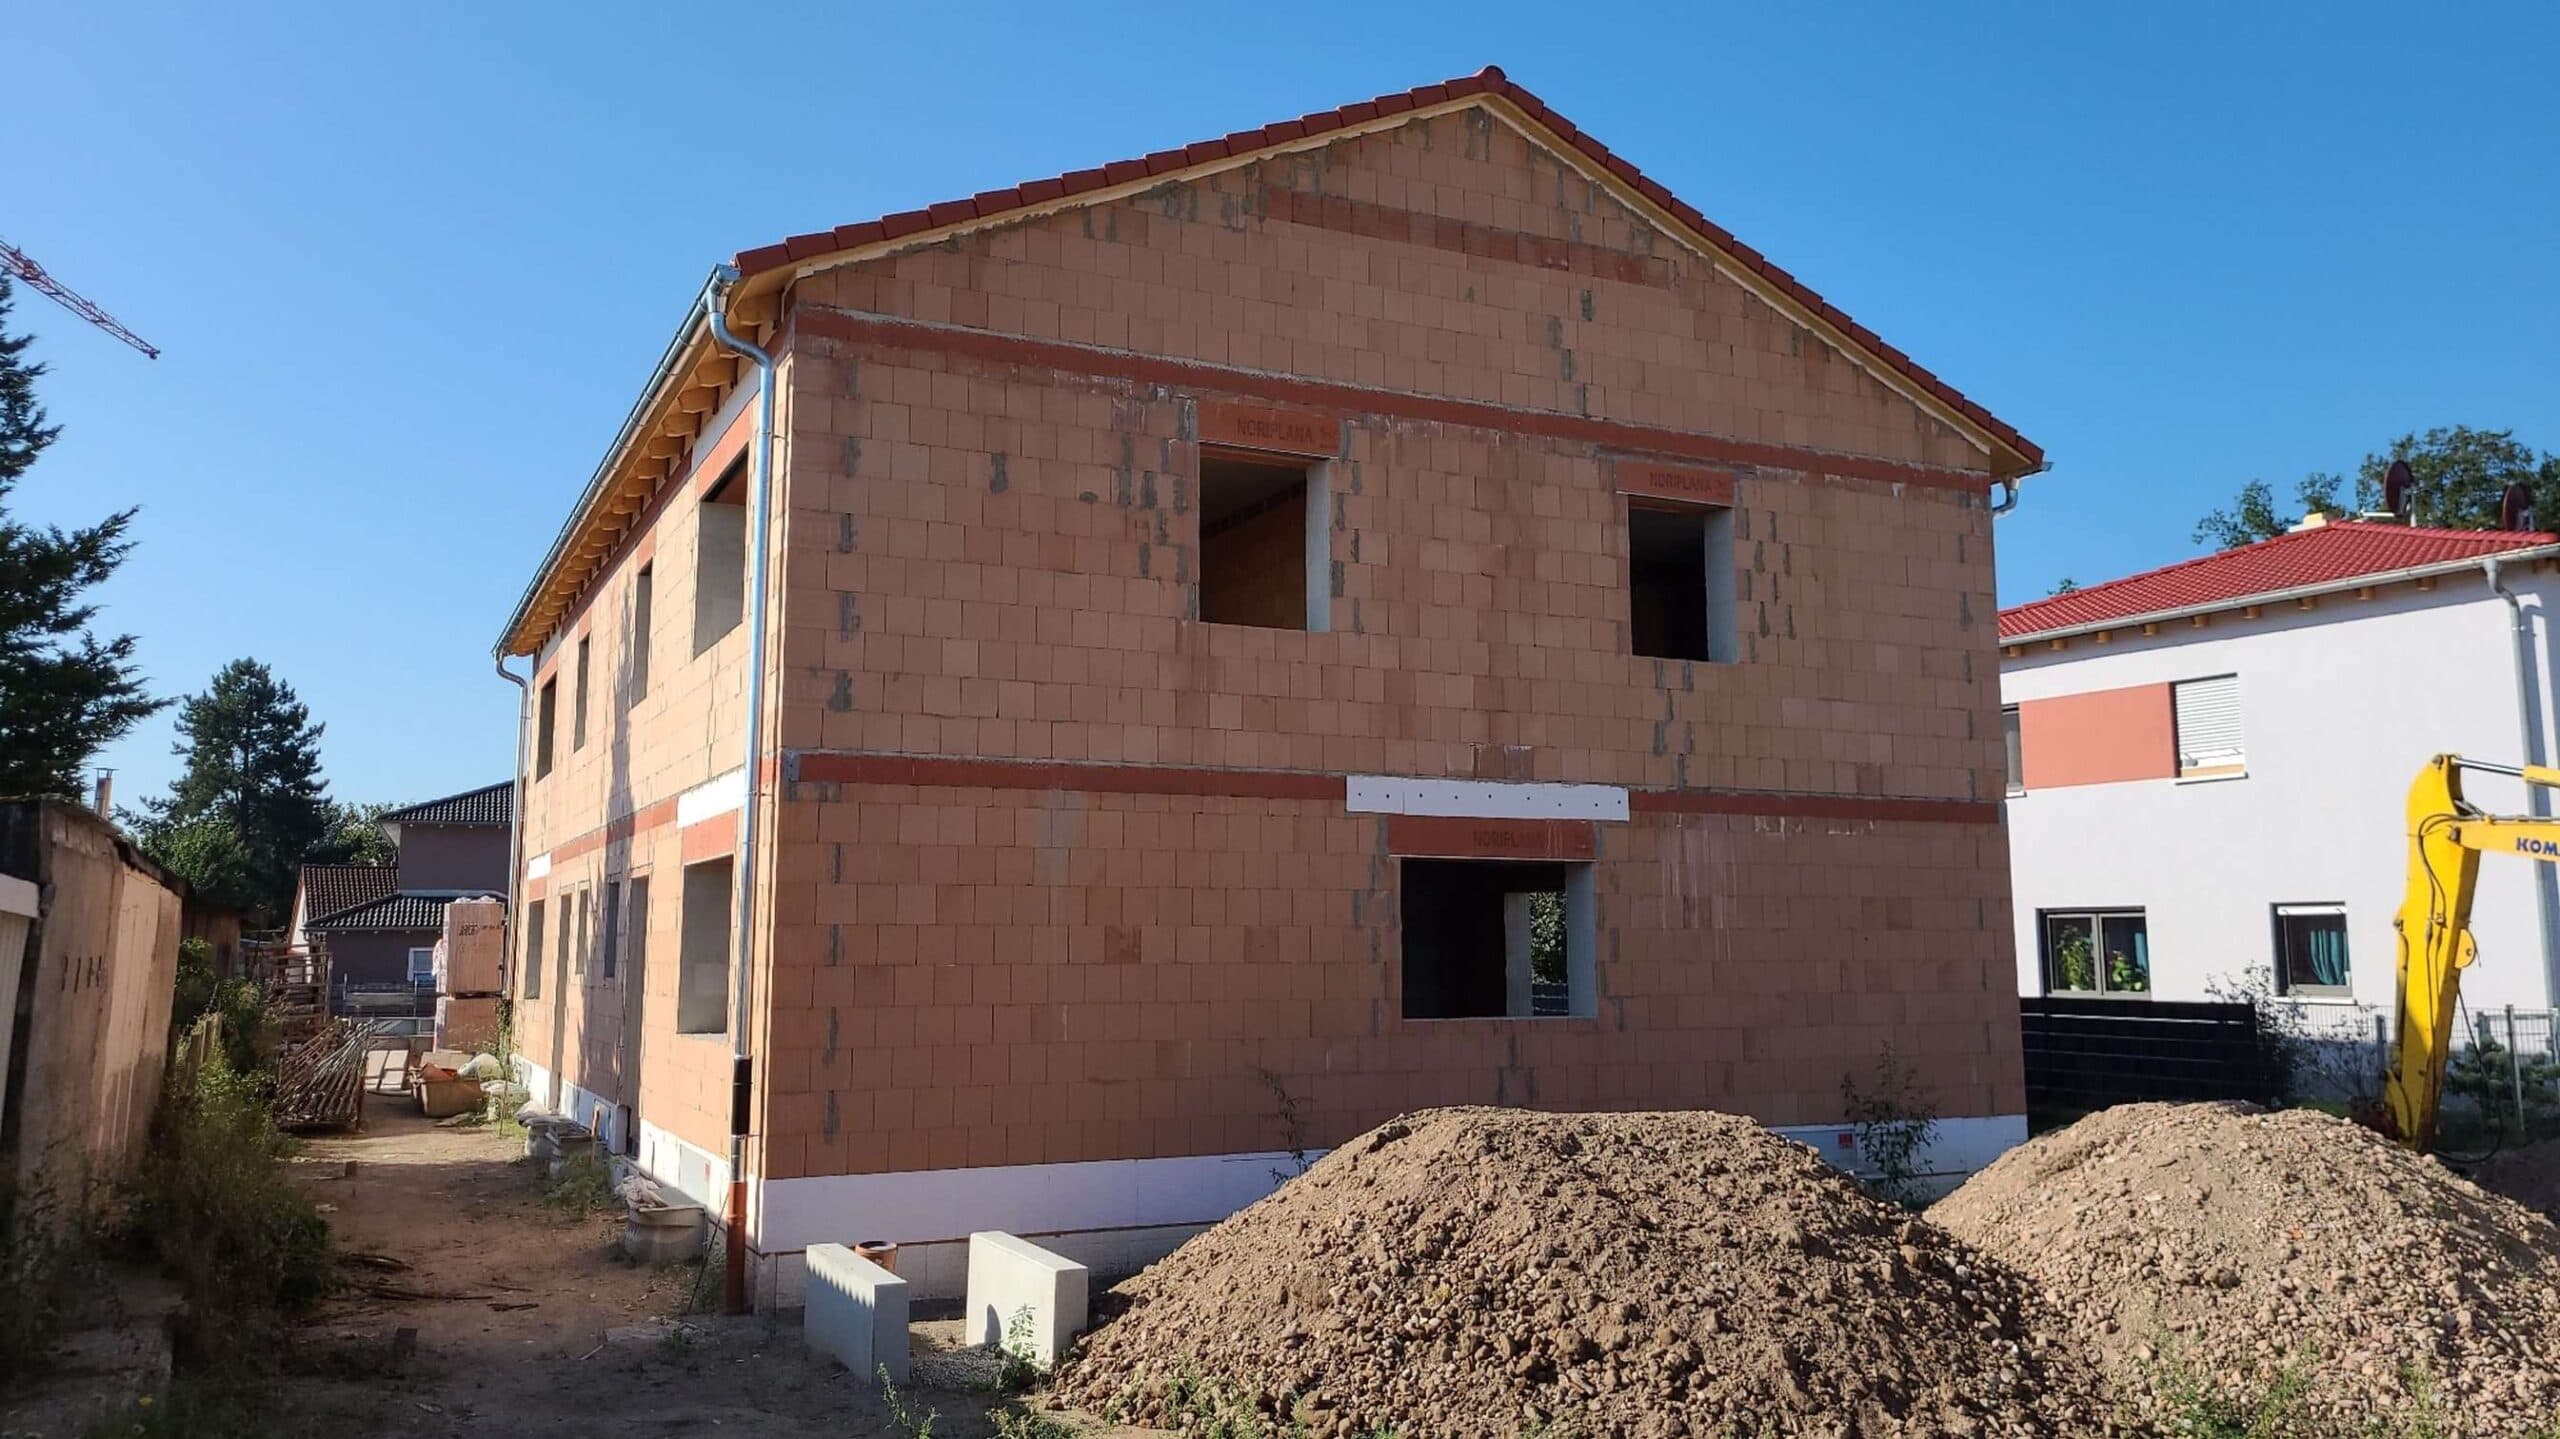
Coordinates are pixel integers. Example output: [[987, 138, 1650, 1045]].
[[0, 275, 161, 796], [134, 660, 336, 924]]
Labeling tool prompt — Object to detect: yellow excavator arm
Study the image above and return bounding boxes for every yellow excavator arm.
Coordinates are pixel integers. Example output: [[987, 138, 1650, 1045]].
[[2388, 754, 2560, 1151]]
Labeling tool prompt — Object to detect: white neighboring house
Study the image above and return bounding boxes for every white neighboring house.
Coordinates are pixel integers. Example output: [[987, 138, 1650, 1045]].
[[2000, 517, 2560, 1030]]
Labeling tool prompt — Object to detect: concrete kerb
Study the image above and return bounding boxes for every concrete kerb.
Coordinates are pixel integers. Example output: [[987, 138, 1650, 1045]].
[[965, 1231, 1089, 1367], [805, 1243, 909, 1383]]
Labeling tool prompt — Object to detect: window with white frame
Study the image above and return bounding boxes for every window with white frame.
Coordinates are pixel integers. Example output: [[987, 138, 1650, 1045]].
[[2003, 706, 2024, 795], [407, 946, 435, 986], [2041, 909, 2151, 996], [2173, 675, 2244, 779], [2274, 904, 2351, 998]]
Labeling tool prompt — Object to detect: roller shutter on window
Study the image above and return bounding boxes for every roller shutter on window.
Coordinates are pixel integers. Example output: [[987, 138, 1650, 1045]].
[[2174, 675, 2244, 776]]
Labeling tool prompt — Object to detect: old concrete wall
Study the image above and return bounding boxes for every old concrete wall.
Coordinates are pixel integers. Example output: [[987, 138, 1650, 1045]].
[[748, 98, 2019, 1215], [0, 801, 183, 1210]]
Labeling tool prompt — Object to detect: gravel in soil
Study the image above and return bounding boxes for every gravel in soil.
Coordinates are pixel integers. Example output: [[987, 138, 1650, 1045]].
[[1050, 1106, 2117, 1439], [1931, 1101, 2560, 1436]]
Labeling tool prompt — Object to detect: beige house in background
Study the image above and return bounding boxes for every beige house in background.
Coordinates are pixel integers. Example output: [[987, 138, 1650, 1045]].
[[495, 66, 2042, 1305]]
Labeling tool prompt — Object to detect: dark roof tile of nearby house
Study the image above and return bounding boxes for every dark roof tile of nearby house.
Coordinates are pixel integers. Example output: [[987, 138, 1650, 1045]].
[[1999, 521, 2560, 641], [732, 65, 2041, 472], [304, 893, 455, 934], [380, 782, 513, 828], [297, 864, 398, 922]]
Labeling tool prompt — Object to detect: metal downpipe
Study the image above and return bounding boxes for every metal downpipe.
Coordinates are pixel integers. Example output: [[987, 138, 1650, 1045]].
[[492, 656, 530, 999], [2485, 555, 2560, 1003], [706, 264, 776, 1314], [1991, 460, 2050, 516]]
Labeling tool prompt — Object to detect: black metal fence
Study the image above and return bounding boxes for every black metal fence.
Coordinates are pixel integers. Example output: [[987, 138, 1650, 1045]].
[[333, 980, 434, 1039], [2020, 996, 2280, 1113]]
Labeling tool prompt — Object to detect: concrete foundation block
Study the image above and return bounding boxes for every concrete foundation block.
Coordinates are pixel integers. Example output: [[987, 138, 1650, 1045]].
[[965, 1231, 1089, 1366], [805, 1243, 908, 1383]]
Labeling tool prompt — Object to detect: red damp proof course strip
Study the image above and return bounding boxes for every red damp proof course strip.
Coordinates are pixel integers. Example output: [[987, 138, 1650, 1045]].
[[787, 752, 1348, 803]]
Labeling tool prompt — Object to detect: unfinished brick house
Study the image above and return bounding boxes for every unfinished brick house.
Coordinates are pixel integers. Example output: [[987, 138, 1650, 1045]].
[[495, 67, 2042, 1304]]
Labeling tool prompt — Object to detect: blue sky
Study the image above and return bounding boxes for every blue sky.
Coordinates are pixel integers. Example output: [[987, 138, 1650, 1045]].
[[8, 3, 2555, 805]]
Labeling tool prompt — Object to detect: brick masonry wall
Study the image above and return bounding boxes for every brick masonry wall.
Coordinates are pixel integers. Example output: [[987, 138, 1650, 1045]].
[[513, 390, 791, 1164], [744, 103, 2023, 1183]]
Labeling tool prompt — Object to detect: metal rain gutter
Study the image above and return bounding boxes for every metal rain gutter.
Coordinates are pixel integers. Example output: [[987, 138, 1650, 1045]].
[[2483, 556, 2560, 1001], [491, 268, 726, 657], [704, 263, 775, 1316]]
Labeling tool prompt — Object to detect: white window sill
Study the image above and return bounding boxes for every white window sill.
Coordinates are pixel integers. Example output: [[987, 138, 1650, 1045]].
[[2275, 993, 2359, 1006], [2175, 770, 2249, 786]]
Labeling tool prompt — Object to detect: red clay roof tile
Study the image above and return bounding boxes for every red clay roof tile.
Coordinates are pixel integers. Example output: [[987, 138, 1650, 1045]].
[[732, 66, 2041, 467], [2000, 521, 2560, 640]]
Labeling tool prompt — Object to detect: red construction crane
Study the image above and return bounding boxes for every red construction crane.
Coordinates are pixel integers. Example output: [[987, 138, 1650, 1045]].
[[0, 238, 159, 359]]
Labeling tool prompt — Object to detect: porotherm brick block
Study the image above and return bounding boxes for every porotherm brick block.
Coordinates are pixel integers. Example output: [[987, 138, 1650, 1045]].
[[436, 897, 506, 995], [433, 995, 501, 1054], [806, 1244, 909, 1383]]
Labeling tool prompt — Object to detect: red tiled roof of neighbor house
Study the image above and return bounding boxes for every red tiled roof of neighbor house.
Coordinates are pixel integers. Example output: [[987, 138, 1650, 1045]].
[[1999, 521, 2560, 640], [731, 65, 2041, 471]]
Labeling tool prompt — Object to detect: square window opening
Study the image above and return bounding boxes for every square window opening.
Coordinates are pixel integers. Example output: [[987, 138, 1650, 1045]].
[[2041, 908, 2150, 997], [521, 898, 545, 999], [1400, 858, 1596, 1019], [534, 678, 557, 779], [677, 856, 734, 1034], [2275, 904, 2350, 997], [407, 946, 435, 986], [1198, 452, 1327, 631], [693, 459, 748, 656], [1628, 501, 1736, 663]]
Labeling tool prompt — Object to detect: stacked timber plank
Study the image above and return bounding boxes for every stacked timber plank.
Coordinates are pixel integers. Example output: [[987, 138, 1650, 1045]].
[[252, 942, 379, 1129]]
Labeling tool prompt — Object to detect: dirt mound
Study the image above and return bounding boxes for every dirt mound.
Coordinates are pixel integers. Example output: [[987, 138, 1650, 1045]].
[[1932, 1102, 2560, 1434], [1049, 1107, 2114, 1438], [2471, 1138, 2560, 1224]]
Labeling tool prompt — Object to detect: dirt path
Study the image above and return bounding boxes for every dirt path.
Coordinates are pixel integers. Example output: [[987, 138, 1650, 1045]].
[[262, 1103, 1118, 1438]]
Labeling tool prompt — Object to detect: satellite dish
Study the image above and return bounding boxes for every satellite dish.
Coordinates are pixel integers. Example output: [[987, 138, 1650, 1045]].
[[2384, 459, 2416, 522], [2503, 482, 2536, 532]]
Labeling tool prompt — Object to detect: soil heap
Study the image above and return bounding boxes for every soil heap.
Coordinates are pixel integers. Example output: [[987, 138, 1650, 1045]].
[[2470, 1138, 2560, 1224], [1932, 1102, 2560, 1434], [1050, 1107, 2114, 1438]]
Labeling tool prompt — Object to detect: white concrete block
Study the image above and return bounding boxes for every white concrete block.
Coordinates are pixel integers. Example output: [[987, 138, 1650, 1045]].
[[805, 1243, 908, 1383], [966, 1231, 1089, 1367]]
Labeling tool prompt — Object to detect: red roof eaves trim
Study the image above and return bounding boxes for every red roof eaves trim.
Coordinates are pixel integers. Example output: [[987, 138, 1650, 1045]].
[[1998, 523, 2560, 640], [731, 65, 2042, 470]]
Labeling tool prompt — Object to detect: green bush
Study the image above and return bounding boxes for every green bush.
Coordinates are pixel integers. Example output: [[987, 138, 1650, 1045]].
[[168, 940, 267, 1077], [0, 1180, 103, 1385], [127, 1050, 332, 1362], [541, 1149, 616, 1216]]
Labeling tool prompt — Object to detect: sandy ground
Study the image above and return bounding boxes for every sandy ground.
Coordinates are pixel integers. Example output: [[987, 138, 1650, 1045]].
[[243, 1070, 1133, 1438]]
